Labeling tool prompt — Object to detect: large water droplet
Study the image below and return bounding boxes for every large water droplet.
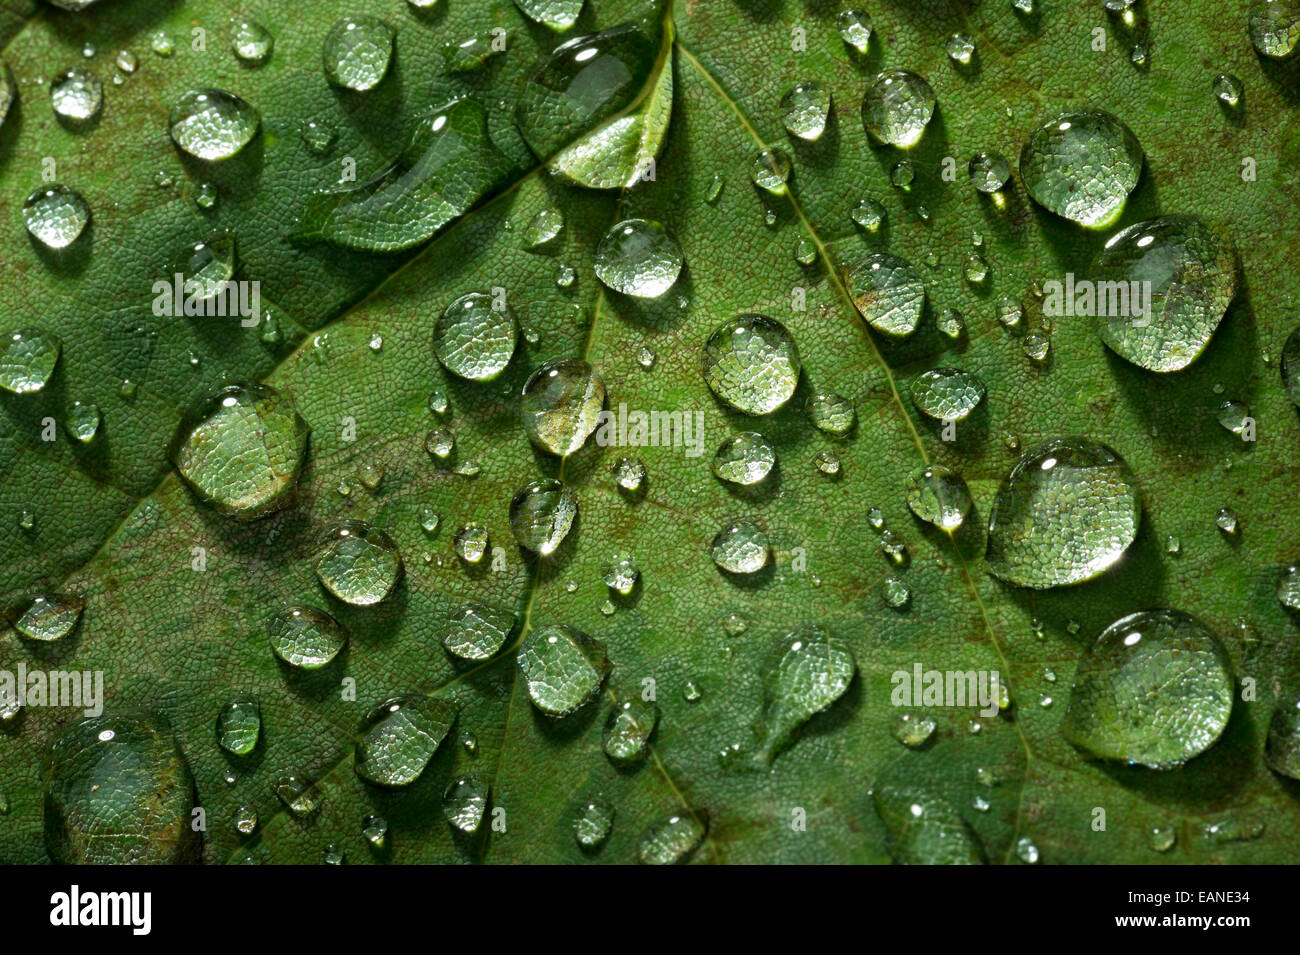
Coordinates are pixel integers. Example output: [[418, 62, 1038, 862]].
[[520, 358, 606, 455], [847, 253, 925, 337], [1020, 110, 1143, 227], [1250, 0, 1300, 58], [354, 696, 457, 787], [1264, 693, 1300, 779], [169, 383, 309, 519], [861, 70, 935, 148], [434, 291, 518, 381], [323, 15, 394, 91], [518, 624, 610, 716], [703, 315, 801, 415], [441, 602, 517, 660], [909, 367, 985, 422], [906, 466, 973, 531], [169, 88, 260, 161], [872, 784, 984, 864], [514, 0, 584, 31], [1093, 216, 1238, 372], [510, 479, 578, 555], [968, 151, 1010, 193], [712, 432, 776, 486], [1063, 610, 1233, 769], [50, 68, 102, 122], [760, 626, 855, 760], [443, 775, 490, 832], [23, 185, 90, 249], [594, 219, 683, 298], [312, 521, 403, 606], [986, 438, 1141, 588], [15, 593, 84, 642], [638, 813, 707, 865], [268, 605, 347, 669]]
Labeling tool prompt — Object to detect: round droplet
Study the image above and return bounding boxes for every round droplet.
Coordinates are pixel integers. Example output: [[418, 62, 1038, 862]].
[[23, 185, 90, 249], [603, 699, 659, 765], [1020, 110, 1144, 227], [441, 601, 517, 660], [231, 18, 274, 65], [443, 775, 490, 832], [454, 523, 489, 563], [44, 714, 198, 864], [703, 315, 801, 415], [50, 69, 102, 122], [520, 358, 606, 456], [814, 449, 841, 475], [906, 466, 973, 531], [169, 383, 309, 519], [760, 626, 855, 760], [323, 15, 394, 91], [1250, 0, 1300, 59], [846, 253, 925, 337], [986, 438, 1141, 589], [749, 148, 792, 194], [1213, 71, 1243, 107], [780, 81, 831, 140], [712, 432, 776, 486], [216, 699, 261, 756], [852, 197, 886, 232], [837, 8, 873, 51], [893, 712, 935, 746], [638, 813, 707, 865], [15, 593, 84, 642], [510, 479, 578, 555], [602, 552, 639, 595], [610, 455, 647, 494], [946, 33, 976, 65], [872, 784, 983, 864], [0, 328, 60, 395], [968, 151, 1010, 193], [269, 605, 347, 669], [518, 624, 610, 717], [1093, 216, 1237, 373], [1063, 610, 1233, 769], [806, 393, 855, 435], [861, 70, 936, 148], [178, 235, 237, 300], [312, 521, 402, 606], [711, 520, 770, 574], [593, 219, 683, 299], [169, 88, 261, 161], [574, 799, 615, 849], [355, 696, 458, 787], [434, 291, 518, 381], [1217, 399, 1251, 434], [883, 575, 911, 609]]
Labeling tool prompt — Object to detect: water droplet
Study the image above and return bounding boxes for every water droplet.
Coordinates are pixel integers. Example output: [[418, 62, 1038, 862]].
[[518, 625, 610, 716], [986, 438, 1141, 588], [946, 33, 976, 65], [234, 805, 258, 837], [424, 428, 455, 461], [355, 696, 458, 787], [793, 235, 817, 266], [524, 208, 564, 248], [893, 712, 935, 747], [837, 8, 873, 52], [114, 49, 136, 74], [937, 308, 966, 338], [454, 523, 489, 563], [1148, 824, 1176, 852], [711, 520, 770, 574], [882, 575, 911, 609], [749, 147, 792, 194], [231, 18, 274, 65], [1094, 216, 1238, 372], [150, 31, 174, 56], [602, 553, 639, 595], [216, 699, 260, 756], [872, 784, 984, 864], [760, 626, 855, 760], [609, 455, 647, 494], [169, 383, 309, 519], [520, 358, 605, 455], [1020, 110, 1143, 227], [1023, 331, 1051, 362], [1277, 565, 1300, 612], [441, 601, 517, 661], [176, 234, 237, 300], [268, 605, 346, 669], [194, 182, 218, 210], [712, 432, 776, 486], [814, 449, 841, 475], [1264, 693, 1300, 778], [1250, 0, 1300, 59], [312, 521, 402, 606], [806, 393, 855, 435], [604, 698, 659, 765], [1213, 71, 1243, 107], [323, 15, 394, 91], [1215, 506, 1239, 535], [847, 253, 925, 337], [510, 479, 578, 555], [0, 62, 14, 132], [169, 88, 260, 161], [909, 367, 986, 421], [44, 715, 197, 864], [275, 774, 321, 817], [50, 69, 101, 122], [594, 218, 683, 298], [1063, 609, 1232, 769], [705, 173, 724, 203], [861, 70, 935, 148], [574, 798, 614, 849], [23, 185, 90, 249], [440, 775, 489, 832], [0, 330, 58, 397], [964, 253, 988, 284], [1217, 398, 1251, 433], [852, 197, 886, 232], [301, 120, 336, 155], [514, 0, 583, 30], [968, 151, 1010, 193], [363, 814, 388, 848], [780, 81, 831, 140], [1015, 836, 1040, 863], [638, 813, 707, 865], [433, 291, 518, 381], [14, 593, 84, 642], [906, 466, 972, 531], [703, 315, 801, 414]]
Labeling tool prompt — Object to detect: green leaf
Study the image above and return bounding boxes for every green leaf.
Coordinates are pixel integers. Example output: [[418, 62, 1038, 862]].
[[2, 0, 1299, 866]]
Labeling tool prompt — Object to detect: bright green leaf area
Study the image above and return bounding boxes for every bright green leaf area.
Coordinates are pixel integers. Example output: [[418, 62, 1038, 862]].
[[1, 0, 1299, 864]]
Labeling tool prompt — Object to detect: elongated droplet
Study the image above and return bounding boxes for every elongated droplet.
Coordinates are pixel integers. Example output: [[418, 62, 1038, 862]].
[[355, 696, 458, 787], [574, 798, 615, 849], [638, 812, 707, 865], [603, 698, 659, 765], [520, 358, 605, 456], [510, 479, 578, 555], [15, 593, 84, 642], [169, 88, 260, 161], [518, 624, 609, 716], [759, 626, 855, 761], [873, 783, 984, 864], [906, 466, 972, 531], [443, 775, 490, 832], [216, 699, 261, 756]]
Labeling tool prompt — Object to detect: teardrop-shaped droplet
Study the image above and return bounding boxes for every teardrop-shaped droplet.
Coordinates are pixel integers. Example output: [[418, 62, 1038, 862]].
[[454, 523, 489, 563], [44, 714, 198, 864], [594, 219, 683, 298], [441, 601, 517, 661], [574, 798, 615, 849], [749, 147, 792, 195], [311, 520, 402, 606], [23, 185, 90, 249], [986, 438, 1140, 588], [846, 253, 925, 337], [322, 15, 394, 91], [861, 70, 935, 148], [433, 291, 518, 381], [514, 0, 584, 32], [510, 479, 578, 555], [169, 383, 309, 519], [711, 520, 770, 574], [1020, 110, 1143, 227], [524, 208, 564, 248], [1213, 71, 1243, 106], [760, 626, 855, 761], [712, 432, 776, 486], [216, 699, 261, 756], [520, 358, 606, 455], [518, 624, 610, 716], [443, 775, 490, 832], [837, 9, 873, 52], [968, 151, 1010, 193], [906, 465, 973, 531], [355, 696, 458, 787], [362, 813, 388, 847], [872, 783, 984, 864], [806, 393, 855, 435], [703, 315, 801, 415], [50, 68, 102, 122], [268, 605, 347, 670], [231, 18, 274, 65], [852, 197, 886, 232], [946, 33, 976, 65], [1063, 610, 1233, 769], [15, 593, 84, 642], [780, 81, 831, 140], [168, 88, 260, 161], [177, 234, 237, 300], [0, 328, 60, 396], [638, 812, 707, 865], [603, 698, 659, 765], [1250, 0, 1300, 59], [1092, 216, 1238, 372]]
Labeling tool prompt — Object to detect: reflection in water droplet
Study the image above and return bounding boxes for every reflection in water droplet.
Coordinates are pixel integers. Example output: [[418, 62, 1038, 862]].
[[323, 15, 394, 91], [510, 479, 578, 555], [24, 185, 90, 249], [712, 432, 776, 486], [15, 593, 84, 642], [434, 291, 518, 381], [169, 88, 261, 161], [268, 605, 347, 670], [312, 521, 402, 606], [50, 69, 102, 122], [638, 812, 707, 865], [1020, 110, 1143, 227], [518, 625, 610, 716], [593, 219, 684, 299], [861, 70, 935, 148], [703, 315, 801, 415], [711, 520, 770, 574], [355, 696, 458, 787], [780, 81, 831, 140], [846, 253, 925, 337], [520, 358, 606, 456], [760, 626, 855, 761]]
